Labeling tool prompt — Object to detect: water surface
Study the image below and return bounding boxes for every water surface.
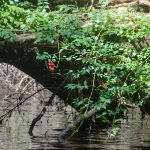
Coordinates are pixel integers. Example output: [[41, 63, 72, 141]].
[[0, 108, 150, 150]]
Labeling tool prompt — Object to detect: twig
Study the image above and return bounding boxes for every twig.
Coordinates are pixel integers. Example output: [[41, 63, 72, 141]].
[[15, 75, 28, 92], [0, 87, 45, 121]]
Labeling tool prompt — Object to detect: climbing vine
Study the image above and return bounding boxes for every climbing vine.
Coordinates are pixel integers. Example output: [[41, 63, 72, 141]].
[[0, 0, 150, 133]]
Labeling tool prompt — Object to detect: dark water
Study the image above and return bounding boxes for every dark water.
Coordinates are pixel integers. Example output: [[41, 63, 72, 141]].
[[0, 108, 150, 150], [0, 63, 150, 150]]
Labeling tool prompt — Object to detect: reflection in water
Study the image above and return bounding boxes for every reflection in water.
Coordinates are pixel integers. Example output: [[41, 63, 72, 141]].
[[0, 60, 150, 150], [0, 62, 150, 150], [0, 63, 150, 149], [0, 108, 150, 150]]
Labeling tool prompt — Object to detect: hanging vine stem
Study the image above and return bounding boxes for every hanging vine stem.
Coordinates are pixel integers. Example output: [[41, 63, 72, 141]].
[[60, 32, 103, 141], [56, 30, 61, 68], [85, 32, 102, 111]]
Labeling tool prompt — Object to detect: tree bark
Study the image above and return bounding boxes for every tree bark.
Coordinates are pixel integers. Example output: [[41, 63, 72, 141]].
[[57, 109, 101, 142]]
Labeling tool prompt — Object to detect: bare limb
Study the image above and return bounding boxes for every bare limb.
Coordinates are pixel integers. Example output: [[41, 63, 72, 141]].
[[0, 87, 45, 121], [28, 70, 72, 136], [58, 109, 101, 142]]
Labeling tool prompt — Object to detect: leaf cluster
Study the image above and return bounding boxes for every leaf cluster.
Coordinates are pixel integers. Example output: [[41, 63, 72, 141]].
[[0, 1, 150, 127]]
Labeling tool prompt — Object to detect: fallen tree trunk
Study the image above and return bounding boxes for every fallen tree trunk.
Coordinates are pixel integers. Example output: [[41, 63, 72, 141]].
[[0, 33, 59, 49], [0, 34, 35, 45]]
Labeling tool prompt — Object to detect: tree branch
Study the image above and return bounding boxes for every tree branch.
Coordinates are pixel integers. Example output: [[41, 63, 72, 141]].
[[28, 70, 72, 136], [57, 108, 103, 142], [0, 87, 45, 122]]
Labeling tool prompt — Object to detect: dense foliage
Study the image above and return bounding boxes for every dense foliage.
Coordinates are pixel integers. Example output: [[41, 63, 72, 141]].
[[0, 0, 150, 131]]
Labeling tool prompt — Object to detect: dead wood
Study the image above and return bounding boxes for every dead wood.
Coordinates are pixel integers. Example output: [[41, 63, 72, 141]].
[[0, 34, 35, 45], [57, 109, 102, 142], [0, 87, 45, 122], [28, 70, 72, 136], [17, 34, 35, 42]]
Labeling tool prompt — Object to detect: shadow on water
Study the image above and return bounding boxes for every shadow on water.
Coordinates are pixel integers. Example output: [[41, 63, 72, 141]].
[[0, 107, 150, 150]]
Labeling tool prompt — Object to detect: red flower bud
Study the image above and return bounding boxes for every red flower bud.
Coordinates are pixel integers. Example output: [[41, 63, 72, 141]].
[[48, 61, 55, 72]]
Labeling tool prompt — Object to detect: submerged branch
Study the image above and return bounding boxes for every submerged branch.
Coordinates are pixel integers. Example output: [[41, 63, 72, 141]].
[[57, 109, 102, 142], [28, 71, 72, 136], [0, 33, 58, 48]]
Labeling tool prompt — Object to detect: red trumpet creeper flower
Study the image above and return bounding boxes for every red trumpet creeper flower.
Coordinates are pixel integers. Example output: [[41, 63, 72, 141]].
[[48, 61, 55, 72]]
